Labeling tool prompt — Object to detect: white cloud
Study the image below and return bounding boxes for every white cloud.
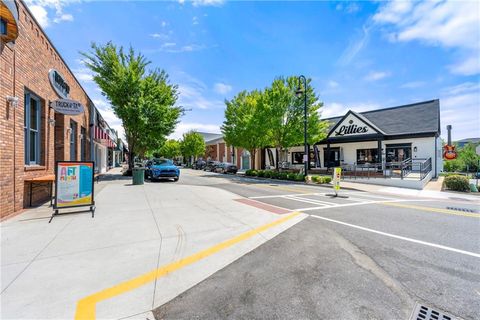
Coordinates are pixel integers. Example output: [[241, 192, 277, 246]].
[[25, 0, 77, 28], [213, 82, 232, 95], [29, 5, 49, 28], [92, 98, 125, 140], [321, 102, 382, 119], [364, 71, 390, 81], [192, 16, 199, 25], [169, 122, 221, 140], [400, 81, 425, 89], [175, 72, 225, 110], [162, 42, 176, 48], [338, 24, 371, 65], [439, 83, 480, 140], [374, 0, 480, 76], [72, 68, 94, 82], [161, 21, 167, 27], [150, 33, 169, 39], [327, 80, 339, 88], [192, 0, 224, 7]]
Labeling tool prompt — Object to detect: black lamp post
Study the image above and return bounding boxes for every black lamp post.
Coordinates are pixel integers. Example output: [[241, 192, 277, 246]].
[[295, 75, 308, 177]]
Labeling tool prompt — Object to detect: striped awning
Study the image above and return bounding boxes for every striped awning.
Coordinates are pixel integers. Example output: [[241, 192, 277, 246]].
[[94, 126, 116, 148]]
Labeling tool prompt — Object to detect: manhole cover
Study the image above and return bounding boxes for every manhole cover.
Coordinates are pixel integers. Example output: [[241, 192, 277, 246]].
[[446, 206, 478, 213], [410, 303, 459, 320]]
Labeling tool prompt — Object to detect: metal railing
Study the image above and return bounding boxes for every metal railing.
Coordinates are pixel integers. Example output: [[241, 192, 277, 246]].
[[341, 157, 432, 181]]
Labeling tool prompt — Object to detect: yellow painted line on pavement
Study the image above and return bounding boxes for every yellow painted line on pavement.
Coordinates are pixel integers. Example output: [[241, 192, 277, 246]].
[[74, 211, 301, 320], [382, 202, 479, 218]]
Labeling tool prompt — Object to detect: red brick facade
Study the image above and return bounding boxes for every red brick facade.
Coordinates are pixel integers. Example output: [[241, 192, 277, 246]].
[[1, 0, 93, 218]]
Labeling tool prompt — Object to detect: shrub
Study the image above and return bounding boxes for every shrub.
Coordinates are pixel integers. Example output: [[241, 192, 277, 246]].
[[287, 173, 296, 181], [323, 176, 332, 183], [444, 175, 470, 192], [295, 174, 305, 182], [264, 171, 272, 178], [257, 170, 265, 177], [310, 175, 319, 183], [271, 171, 280, 179], [245, 169, 254, 176], [279, 172, 288, 180]]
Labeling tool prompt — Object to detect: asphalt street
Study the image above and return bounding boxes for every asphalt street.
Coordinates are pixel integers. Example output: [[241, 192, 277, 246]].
[[154, 169, 480, 320]]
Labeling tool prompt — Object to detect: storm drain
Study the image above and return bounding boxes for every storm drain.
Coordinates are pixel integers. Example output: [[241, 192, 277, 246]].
[[410, 303, 459, 320], [446, 206, 478, 213]]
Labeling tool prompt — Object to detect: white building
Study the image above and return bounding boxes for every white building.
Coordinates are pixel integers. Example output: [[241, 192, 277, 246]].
[[264, 100, 443, 189]]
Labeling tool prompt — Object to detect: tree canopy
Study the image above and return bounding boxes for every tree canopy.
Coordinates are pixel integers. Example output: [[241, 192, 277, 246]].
[[222, 90, 269, 169], [81, 42, 182, 168], [158, 139, 182, 159], [181, 131, 206, 162]]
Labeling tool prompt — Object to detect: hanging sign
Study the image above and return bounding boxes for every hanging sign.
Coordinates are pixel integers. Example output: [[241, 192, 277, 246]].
[[333, 167, 342, 193], [49, 69, 70, 98], [51, 99, 84, 115], [54, 161, 94, 209]]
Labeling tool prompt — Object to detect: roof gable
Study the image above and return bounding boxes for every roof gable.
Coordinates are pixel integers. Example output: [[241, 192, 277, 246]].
[[328, 111, 384, 138]]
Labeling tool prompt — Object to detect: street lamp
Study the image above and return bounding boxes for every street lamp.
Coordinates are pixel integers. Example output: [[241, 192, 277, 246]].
[[295, 75, 308, 177]]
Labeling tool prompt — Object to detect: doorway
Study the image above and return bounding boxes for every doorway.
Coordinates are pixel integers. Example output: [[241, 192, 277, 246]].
[[324, 148, 340, 167]]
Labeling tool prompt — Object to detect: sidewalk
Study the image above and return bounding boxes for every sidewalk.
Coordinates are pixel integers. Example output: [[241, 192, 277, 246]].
[[1, 171, 306, 319]]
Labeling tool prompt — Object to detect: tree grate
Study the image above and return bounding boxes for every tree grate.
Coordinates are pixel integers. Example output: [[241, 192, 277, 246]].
[[446, 206, 478, 213], [410, 303, 460, 320]]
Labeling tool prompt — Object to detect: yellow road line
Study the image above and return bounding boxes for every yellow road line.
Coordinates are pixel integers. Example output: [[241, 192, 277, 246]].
[[382, 202, 479, 218], [74, 211, 301, 320]]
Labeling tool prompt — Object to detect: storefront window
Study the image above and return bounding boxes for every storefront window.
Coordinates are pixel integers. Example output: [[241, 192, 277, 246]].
[[356, 149, 378, 164], [24, 92, 41, 165], [291, 152, 304, 164]]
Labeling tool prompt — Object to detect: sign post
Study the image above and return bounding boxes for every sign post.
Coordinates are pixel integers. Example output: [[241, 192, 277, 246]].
[[327, 167, 348, 198], [50, 161, 95, 223]]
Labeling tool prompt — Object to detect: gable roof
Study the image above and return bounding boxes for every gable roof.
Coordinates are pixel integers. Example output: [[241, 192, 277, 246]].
[[197, 132, 223, 143], [327, 110, 386, 138], [323, 99, 440, 136]]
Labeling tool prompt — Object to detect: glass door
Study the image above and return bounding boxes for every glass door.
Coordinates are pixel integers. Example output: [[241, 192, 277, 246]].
[[386, 144, 411, 163]]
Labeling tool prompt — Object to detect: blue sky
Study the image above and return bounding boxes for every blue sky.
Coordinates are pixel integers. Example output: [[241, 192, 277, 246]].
[[26, 0, 479, 141]]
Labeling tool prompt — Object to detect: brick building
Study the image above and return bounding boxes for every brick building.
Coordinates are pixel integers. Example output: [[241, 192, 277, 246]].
[[0, 0, 116, 218]]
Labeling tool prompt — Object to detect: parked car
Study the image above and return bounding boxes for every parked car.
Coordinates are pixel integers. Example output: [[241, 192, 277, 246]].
[[193, 159, 206, 170], [214, 162, 238, 174], [204, 161, 220, 172], [146, 159, 180, 181]]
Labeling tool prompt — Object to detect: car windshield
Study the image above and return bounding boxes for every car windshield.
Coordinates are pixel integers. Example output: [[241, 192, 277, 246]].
[[152, 159, 173, 166]]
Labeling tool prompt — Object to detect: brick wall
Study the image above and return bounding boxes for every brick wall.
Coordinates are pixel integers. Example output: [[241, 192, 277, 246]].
[[218, 143, 225, 162], [0, 0, 93, 218]]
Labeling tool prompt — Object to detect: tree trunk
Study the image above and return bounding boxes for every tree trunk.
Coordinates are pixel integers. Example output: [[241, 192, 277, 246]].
[[250, 149, 256, 170]]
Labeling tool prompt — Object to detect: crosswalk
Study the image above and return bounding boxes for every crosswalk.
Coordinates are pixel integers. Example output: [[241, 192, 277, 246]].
[[248, 191, 410, 212]]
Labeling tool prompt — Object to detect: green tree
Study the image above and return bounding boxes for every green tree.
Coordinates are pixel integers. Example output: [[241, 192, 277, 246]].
[[458, 143, 480, 172], [159, 139, 181, 159], [263, 76, 329, 166], [222, 90, 269, 170], [81, 42, 182, 172], [181, 131, 206, 163]]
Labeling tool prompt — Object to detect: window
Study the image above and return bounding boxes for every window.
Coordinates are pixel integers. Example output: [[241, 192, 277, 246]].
[[356, 149, 378, 165], [24, 92, 41, 165], [70, 120, 77, 160], [291, 152, 304, 164], [80, 127, 86, 161], [1, 19, 6, 35]]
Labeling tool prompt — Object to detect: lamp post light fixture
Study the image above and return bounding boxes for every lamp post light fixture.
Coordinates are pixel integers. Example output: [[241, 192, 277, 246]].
[[295, 75, 308, 177]]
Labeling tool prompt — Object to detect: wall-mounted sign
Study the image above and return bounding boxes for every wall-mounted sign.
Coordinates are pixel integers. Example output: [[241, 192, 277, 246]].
[[332, 114, 375, 137], [48, 69, 70, 98], [54, 161, 94, 209], [443, 145, 457, 160], [50, 99, 84, 115]]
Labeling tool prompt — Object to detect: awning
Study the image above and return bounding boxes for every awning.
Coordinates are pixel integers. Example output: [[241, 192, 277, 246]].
[[94, 126, 116, 148]]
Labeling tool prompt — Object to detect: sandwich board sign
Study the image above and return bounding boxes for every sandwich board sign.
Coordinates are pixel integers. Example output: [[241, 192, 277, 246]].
[[333, 167, 342, 195], [50, 161, 95, 222]]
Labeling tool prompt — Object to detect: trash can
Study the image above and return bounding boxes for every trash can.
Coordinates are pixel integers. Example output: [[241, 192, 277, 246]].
[[132, 167, 145, 185]]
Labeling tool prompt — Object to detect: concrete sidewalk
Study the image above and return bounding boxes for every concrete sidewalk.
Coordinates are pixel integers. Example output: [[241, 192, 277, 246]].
[[1, 173, 306, 319]]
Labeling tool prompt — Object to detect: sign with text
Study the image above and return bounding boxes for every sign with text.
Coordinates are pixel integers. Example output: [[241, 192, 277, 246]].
[[331, 113, 376, 137], [48, 69, 70, 98], [54, 161, 94, 209], [333, 167, 342, 192], [50, 99, 84, 115]]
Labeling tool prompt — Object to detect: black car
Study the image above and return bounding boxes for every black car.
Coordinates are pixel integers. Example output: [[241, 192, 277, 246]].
[[214, 162, 238, 174], [204, 161, 220, 172], [193, 159, 206, 170]]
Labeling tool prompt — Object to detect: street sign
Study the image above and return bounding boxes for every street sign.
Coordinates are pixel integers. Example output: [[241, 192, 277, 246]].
[[333, 167, 342, 194], [50, 161, 95, 222]]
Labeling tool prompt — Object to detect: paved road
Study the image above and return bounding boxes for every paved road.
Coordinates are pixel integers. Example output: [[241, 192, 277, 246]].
[[154, 169, 480, 320]]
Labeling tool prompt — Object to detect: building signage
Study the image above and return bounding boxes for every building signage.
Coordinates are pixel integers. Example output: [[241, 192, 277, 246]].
[[332, 114, 375, 137], [48, 69, 70, 98], [50, 99, 84, 115], [54, 161, 94, 209]]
